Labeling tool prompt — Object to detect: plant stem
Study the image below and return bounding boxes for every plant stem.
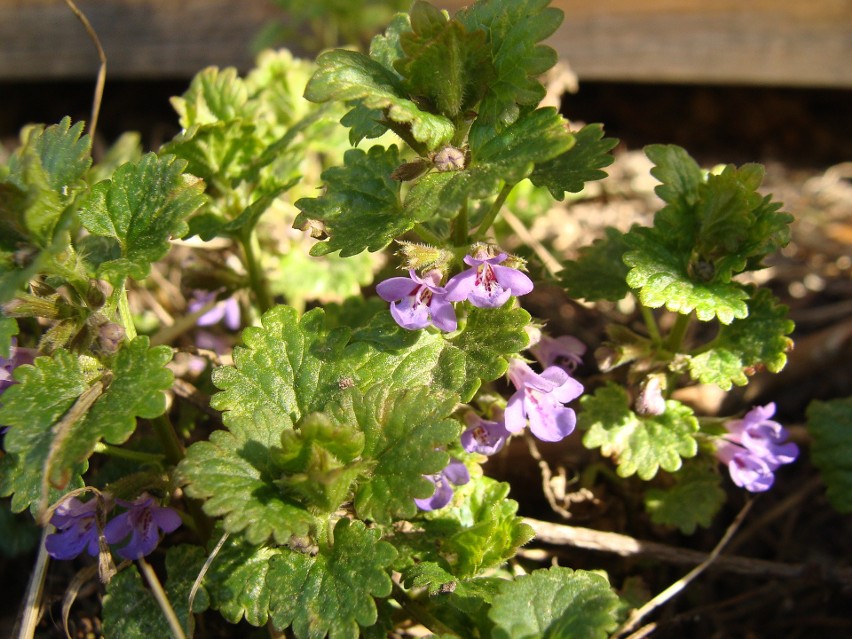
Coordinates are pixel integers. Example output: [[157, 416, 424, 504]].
[[117, 284, 138, 341], [664, 312, 692, 352], [638, 301, 662, 345], [93, 442, 164, 464], [383, 119, 429, 157], [412, 223, 444, 246], [453, 199, 469, 246], [153, 414, 184, 467], [240, 231, 273, 315], [473, 182, 515, 241], [391, 583, 460, 637]]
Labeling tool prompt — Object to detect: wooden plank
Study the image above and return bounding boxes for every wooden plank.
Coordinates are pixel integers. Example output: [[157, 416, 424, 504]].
[[0, 0, 850, 87], [0, 0, 281, 80]]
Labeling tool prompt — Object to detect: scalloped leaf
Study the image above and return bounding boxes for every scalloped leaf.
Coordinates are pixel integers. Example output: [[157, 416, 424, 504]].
[[102, 544, 211, 639], [644, 461, 726, 534], [425, 476, 534, 578], [351, 386, 461, 524], [688, 287, 794, 389], [580, 384, 698, 480], [294, 146, 406, 257], [205, 537, 282, 626], [305, 49, 454, 150], [807, 397, 852, 513], [176, 408, 315, 545], [489, 567, 619, 639], [395, 1, 492, 118], [561, 226, 631, 301], [530, 123, 618, 200], [210, 305, 353, 424], [48, 337, 173, 487], [268, 519, 397, 639], [4, 117, 92, 246], [624, 226, 749, 324], [170, 66, 251, 128], [448, 304, 531, 401], [77, 153, 206, 282], [403, 107, 574, 221], [0, 349, 89, 513], [456, 0, 563, 145]]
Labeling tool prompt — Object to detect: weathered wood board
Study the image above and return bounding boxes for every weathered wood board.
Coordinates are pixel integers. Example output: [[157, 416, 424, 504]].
[[1, 0, 850, 87]]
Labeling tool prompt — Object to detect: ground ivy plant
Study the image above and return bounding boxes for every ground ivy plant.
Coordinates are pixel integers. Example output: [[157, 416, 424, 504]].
[[1, 0, 836, 637]]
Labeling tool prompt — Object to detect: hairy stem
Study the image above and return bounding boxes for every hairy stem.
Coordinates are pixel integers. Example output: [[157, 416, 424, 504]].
[[473, 182, 515, 241], [117, 284, 138, 341], [240, 231, 273, 315], [664, 312, 692, 352], [638, 301, 662, 345], [453, 199, 469, 246]]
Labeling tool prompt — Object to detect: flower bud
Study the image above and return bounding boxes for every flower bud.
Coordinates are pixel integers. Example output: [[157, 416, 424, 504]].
[[635, 374, 666, 416], [433, 145, 466, 172], [395, 241, 452, 272], [97, 322, 126, 355]]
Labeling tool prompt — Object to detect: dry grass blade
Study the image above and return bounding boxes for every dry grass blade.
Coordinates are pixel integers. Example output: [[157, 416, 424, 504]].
[[63, 0, 106, 142]]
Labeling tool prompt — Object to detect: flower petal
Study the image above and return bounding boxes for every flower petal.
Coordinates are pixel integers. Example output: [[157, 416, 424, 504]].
[[376, 276, 419, 302], [492, 264, 534, 297], [443, 269, 477, 302]]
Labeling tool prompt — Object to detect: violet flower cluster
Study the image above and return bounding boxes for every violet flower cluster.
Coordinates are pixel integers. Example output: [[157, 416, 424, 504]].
[[418, 336, 586, 511], [377, 251, 533, 332], [715, 403, 799, 492], [45, 493, 181, 561], [188, 289, 241, 330]]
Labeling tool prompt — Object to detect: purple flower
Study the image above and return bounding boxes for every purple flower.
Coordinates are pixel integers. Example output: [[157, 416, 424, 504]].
[[376, 270, 457, 332], [45, 496, 106, 560], [504, 358, 583, 442], [445, 253, 534, 308], [530, 334, 586, 373], [103, 494, 182, 559], [461, 411, 511, 456], [188, 290, 241, 330], [715, 403, 799, 492], [415, 458, 470, 511]]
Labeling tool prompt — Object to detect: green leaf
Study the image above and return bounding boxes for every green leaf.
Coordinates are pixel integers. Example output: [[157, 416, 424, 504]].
[[448, 304, 531, 401], [644, 461, 726, 534], [807, 397, 852, 513], [489, 567, 619, 639], [644, 144, 703, 208], [275, 408, 366, 513], [294, 146, 405, 257], [688, 287, 794, 389], [404, 107, 573, 221], [402, 561, 458, 595], [530, 123, 618, 200], [102, 566, 171, 639], [395, 1, 492, 118], [210, 305, 353, 424], [48, 337, 173, 487], [77, 153, 206, 282], [271, 245, 378, 306], [100, 544, 212, 638], [163, 121, 263, 188], [457, 0, 563, 144], [624, 226, 750, 324], [305, 49, 454, 150], [177, 408, 315, 545], [0, 316, 18, 357], [0, 349, 89, 513], [352, 386, 461, 524], [3, 117, 91, 246], [561, 226, 631, 302], [267, 519, 397, 639], [170, 66, 251, 128], [580, 384, 698, 480], [624, 146, 791, 324], [427, 476, 534, 578], [205, 538, 281, 626]]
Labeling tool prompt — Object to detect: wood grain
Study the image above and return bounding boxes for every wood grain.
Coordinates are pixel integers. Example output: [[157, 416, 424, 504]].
[[0, 0, 850, 86]]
